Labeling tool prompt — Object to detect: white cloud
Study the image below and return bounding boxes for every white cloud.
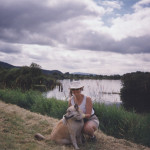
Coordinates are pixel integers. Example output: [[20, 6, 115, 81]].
[[110, 4, 150, 41], [101, 0, 122, 10]]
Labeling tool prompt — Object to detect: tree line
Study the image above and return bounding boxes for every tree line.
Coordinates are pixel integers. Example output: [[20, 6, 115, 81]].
[[63, 72, 121, 80], [0, 61, 121, 92], [0, 62, 150, 113], [0, 63, 60, 91]]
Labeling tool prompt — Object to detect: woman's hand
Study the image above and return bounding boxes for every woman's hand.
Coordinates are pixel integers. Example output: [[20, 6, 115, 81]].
[[85, 114, 91, 118], [82, 114, 91, 118]]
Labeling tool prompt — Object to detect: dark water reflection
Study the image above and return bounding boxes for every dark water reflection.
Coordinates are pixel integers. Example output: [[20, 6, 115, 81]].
[[46, 79, 122, 104]]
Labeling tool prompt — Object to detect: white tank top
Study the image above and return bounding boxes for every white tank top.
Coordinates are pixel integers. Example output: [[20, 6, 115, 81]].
[[71, 96, 94, 115]]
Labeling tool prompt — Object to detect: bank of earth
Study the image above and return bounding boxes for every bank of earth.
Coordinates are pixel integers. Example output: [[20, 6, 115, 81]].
[[0, 100, 149, 150]]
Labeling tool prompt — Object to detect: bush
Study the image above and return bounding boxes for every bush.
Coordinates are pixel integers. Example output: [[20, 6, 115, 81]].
[[120, 72, 150, 113]]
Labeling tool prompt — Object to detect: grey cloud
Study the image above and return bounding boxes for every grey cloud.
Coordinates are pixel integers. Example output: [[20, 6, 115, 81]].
[[0, 0, 101, 45], [139, 54, 150, 62], [0, 48, 18, 54], [67, 30, 150, 54], [66, 31, 114, 51], [0, 42, 21, 54], [89, 58, 100, 63], [117, 36, 150, 53], [62, 64, 79, 70]]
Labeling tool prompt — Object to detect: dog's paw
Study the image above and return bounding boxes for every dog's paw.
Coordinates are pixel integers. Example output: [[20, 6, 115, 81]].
[[75, 146, 80, 150]]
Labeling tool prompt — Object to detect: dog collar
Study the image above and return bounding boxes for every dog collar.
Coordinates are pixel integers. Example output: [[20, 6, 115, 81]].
[[75, 120, 83, 123]]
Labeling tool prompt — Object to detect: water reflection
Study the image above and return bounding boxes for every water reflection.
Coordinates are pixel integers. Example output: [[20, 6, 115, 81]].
[[46, 79, 122, 104]]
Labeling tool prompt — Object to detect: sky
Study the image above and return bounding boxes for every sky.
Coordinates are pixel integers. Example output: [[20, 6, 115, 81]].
[[0, 0, 150, 75]]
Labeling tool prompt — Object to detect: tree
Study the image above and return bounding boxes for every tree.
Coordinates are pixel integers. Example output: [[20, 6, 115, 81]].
[[120, 72, 150, 113], [30, 62, 42, 76]]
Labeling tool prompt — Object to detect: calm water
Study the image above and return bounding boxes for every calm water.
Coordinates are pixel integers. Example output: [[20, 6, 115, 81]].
[[46, 79, 122, 104]]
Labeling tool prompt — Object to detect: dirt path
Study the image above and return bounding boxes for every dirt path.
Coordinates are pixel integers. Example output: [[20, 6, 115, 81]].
[[0, 100, 149, 150]]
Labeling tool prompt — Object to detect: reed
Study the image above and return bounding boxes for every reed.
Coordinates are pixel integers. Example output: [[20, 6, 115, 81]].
[[0, 89, 149, 147]]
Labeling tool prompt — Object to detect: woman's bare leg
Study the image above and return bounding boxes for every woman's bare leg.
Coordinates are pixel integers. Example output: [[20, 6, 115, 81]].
[[83, 121, 97, 137]]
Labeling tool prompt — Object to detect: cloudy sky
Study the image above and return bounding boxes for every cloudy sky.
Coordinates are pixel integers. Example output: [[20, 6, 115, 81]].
[[0, 0, 150, 75]]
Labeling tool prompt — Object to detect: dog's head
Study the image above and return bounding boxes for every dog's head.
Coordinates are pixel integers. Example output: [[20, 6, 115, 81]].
[[64, 104, 83, 121]]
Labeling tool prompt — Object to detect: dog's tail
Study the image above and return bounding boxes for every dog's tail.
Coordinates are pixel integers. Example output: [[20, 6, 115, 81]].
[[34, 133, 45, 141]]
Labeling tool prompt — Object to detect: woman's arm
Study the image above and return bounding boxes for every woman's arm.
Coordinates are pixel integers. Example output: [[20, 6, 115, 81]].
[[85, 97, 93, 118], [68, 98, 71, 107]]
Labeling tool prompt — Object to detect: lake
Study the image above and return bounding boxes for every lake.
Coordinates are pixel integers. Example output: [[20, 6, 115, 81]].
[[46, 79, 122, 104]]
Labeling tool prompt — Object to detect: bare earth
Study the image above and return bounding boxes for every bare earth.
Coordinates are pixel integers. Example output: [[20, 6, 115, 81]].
[[0, 100, 150, 150]]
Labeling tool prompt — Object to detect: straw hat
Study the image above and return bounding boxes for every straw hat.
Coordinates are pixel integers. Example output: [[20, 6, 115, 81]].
[[69, 81, 84, 89]]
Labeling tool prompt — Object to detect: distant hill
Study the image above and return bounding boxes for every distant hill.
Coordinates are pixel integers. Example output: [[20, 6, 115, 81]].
[[0, 61, 63, 75], [42, 69, 63, 75], [0, 61, 18, 69], [72, 72, 97, 76]]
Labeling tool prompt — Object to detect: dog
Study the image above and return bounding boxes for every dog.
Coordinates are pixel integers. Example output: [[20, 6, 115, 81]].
[[50, 104, 84, 149]]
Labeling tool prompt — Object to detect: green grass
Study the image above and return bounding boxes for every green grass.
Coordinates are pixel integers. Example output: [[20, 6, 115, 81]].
[[0, 89, 150, 147], [94, 103, 150, 146], [0, 89, 68, 119]]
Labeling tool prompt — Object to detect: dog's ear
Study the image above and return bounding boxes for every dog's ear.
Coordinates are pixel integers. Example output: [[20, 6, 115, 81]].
[[74, 104, 79, 111]]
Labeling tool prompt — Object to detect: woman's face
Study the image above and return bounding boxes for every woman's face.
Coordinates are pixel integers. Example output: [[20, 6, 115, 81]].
[[71, 88, 81, 95]]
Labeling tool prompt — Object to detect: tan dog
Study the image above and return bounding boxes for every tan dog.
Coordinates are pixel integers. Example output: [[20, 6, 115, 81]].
[[50, 104, 84, 149]]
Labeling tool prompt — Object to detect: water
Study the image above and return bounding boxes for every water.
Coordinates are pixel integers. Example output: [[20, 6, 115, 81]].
[[46, 79, 122, 104]]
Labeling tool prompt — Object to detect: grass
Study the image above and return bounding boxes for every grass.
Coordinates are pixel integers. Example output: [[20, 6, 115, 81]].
[[0, 100, 103, 150], [0, 89, 150, 147], [0, 110, 34, 150], [94, 103, 150, 146], [0, 102, 63, 150]]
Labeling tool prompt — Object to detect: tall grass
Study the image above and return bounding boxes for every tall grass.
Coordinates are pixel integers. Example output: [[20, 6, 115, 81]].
[[0, 89, 149, 147], [0, 89, 68, 119], [94, 103, 150, 146]]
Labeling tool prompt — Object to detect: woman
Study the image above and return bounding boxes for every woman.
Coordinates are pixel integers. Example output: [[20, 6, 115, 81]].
[[68, 81, 99, 141]]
